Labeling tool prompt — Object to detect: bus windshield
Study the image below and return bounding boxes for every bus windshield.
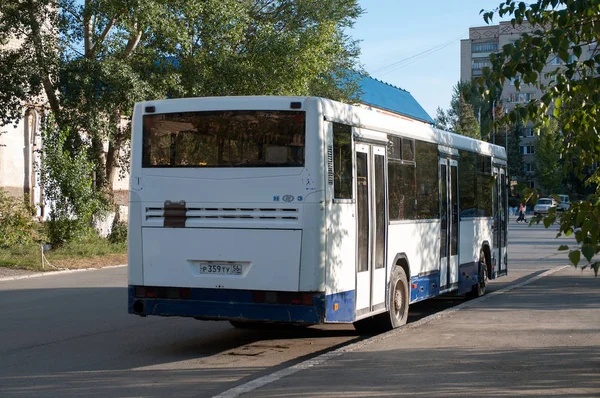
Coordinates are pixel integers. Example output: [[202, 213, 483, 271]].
[[142, 110, 305, 168]]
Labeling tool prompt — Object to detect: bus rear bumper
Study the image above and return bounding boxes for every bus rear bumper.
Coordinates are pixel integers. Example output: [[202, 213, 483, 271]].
[[128, 286, 325, 324]]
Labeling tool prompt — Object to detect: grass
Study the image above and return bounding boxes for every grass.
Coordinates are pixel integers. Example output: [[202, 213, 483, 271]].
[[0, 235, 127, 272]]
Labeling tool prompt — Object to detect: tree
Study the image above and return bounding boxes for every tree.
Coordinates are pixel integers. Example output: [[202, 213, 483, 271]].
[[480, 1, 600, 274], [456, 94, 481, 139], [435, 81, 481, 139], [0, 0, 363, 235], [506, 125, 524, 185], [534, 120, 563, 195]]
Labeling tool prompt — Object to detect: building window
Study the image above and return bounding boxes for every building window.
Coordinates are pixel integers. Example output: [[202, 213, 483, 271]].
[[472, 42, 498, 53], [507, 93, 532, 103], [520, 145, 536, 154], [523, 127, 534, 137], [524, 163, 533, 172], [472, 60, 491, 70], [521, 145, 535, 154]]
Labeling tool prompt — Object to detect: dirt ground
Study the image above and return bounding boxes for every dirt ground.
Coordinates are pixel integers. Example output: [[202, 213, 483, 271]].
[[50, 254, 128, 270], [0, 254, 128, 279]]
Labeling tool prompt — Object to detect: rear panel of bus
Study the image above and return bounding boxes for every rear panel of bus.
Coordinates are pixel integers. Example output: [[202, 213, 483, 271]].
[[128, 97, 328, 324]]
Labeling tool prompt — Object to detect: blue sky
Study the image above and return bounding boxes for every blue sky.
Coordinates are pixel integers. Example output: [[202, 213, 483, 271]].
[[351, 1, 506, 119]]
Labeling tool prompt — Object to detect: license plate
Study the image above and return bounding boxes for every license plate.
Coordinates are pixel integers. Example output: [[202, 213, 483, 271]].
[[198, 263, 243, 275]]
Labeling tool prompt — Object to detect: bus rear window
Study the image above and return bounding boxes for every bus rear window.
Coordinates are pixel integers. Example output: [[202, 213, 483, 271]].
[[142, 110, 305, 167]]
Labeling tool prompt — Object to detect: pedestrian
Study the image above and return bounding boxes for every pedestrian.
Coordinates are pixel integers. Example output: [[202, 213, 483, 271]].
[[517, 202, 526, 223]]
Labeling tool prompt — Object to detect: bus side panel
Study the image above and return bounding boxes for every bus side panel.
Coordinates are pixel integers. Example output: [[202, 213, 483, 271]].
[[128, 196, 144, 285], [298, 98, 327, 294], [387, 221, 441, 304], [324, 202, 356, 322], [298, 202, 327, 292], [458, 217, 493, 270]]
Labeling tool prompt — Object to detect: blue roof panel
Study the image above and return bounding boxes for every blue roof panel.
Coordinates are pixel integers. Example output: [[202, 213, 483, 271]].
[[355, 75, 434, 124]]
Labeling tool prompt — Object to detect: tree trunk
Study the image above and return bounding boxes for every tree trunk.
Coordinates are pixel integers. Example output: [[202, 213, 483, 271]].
[[91, 135, 107, 190]]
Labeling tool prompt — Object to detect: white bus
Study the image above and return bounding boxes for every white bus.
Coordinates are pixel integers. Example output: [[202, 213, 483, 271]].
[[128, 96, 508, 332]]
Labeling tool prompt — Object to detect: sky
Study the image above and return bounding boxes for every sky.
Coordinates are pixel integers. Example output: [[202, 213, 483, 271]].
[[350, 0, 507, 119]]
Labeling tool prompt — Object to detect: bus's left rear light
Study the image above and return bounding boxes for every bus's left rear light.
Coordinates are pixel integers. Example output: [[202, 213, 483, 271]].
[[301, 293, 314, 306]]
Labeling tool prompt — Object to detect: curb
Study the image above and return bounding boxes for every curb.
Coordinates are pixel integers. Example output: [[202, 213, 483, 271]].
[[0, 264, 127, 282], [213, 264, 570, 398]]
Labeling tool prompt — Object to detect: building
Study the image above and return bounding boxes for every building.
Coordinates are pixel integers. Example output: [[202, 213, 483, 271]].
[[0, 36, 45, 218], [460, 21, 592, 189]]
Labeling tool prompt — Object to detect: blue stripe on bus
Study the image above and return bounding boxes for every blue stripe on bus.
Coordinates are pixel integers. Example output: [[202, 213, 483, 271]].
[[128, 286, 325, 324], [409, 272, 441, 303], [324, 290, 355, 322]]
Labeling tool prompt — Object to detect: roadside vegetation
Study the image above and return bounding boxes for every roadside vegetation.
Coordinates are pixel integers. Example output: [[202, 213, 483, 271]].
[[481, 0, 600, 275], [0, 187, 127, 272], [0, 236, 127, 272], [0, 1, 362, 272]]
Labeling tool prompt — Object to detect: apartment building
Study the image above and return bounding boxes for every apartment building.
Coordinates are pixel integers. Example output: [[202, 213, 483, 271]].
[[460, 21, 591, 189]]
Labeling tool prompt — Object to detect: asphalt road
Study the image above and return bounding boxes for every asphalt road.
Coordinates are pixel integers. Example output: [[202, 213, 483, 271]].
[[0, 219, 576, 397]]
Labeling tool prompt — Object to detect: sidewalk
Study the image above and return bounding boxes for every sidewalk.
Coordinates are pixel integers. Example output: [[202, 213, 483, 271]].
[[240, 267, 600, 397]]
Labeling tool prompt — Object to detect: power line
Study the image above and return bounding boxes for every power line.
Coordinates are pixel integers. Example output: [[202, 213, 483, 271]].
[[372, 33, 466, 77]]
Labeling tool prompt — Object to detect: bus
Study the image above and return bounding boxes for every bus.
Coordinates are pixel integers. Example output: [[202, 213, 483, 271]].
[[128, 96, 508, 332]]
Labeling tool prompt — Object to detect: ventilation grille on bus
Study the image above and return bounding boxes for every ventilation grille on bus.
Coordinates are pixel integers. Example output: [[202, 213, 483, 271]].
[[327, 145, 334, 185], [145, 206, 300, 226]]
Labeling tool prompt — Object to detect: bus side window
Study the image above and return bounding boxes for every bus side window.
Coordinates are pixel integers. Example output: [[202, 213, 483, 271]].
[[332, 123, 353, 199]]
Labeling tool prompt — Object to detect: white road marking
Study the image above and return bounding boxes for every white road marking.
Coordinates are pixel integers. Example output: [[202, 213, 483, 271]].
[[212, 265, 570, 398]]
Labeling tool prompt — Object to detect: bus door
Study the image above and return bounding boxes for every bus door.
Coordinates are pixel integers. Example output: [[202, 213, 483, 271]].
[[439, 157, 459, 290], [355, 144, 387, 316], [493, 166, 508, 277]]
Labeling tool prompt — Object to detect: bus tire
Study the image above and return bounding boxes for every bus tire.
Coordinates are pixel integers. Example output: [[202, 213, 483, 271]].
[[388, 266, 409, 329], [466, 250, 488, 299]]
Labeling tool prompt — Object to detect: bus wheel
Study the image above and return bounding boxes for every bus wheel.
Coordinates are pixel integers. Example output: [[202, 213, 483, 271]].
[[466, 250, 488, 299], [387, 266, 409, 329]]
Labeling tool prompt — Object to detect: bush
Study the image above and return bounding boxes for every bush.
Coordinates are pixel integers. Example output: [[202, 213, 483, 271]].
[[45, 218, 93, 246], [42, 115, 110, 245], [109, 220, 127, 244], [0, 189, 44, 247]]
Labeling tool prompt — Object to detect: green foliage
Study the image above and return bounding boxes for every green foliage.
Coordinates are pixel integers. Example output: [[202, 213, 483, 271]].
[[435, 81, 481, 139], [0, 232, 126, 271], [108, 220, 127, 244], [0, 189, 44, 247], [534, 120, 564, 195], [1, 0, 364, 214], [506, 125, 525, 183], [456, 95, 481, 139], [42, 116, 110, 245], [481, 0, 600, 273], [555, 196, 600, 276]]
